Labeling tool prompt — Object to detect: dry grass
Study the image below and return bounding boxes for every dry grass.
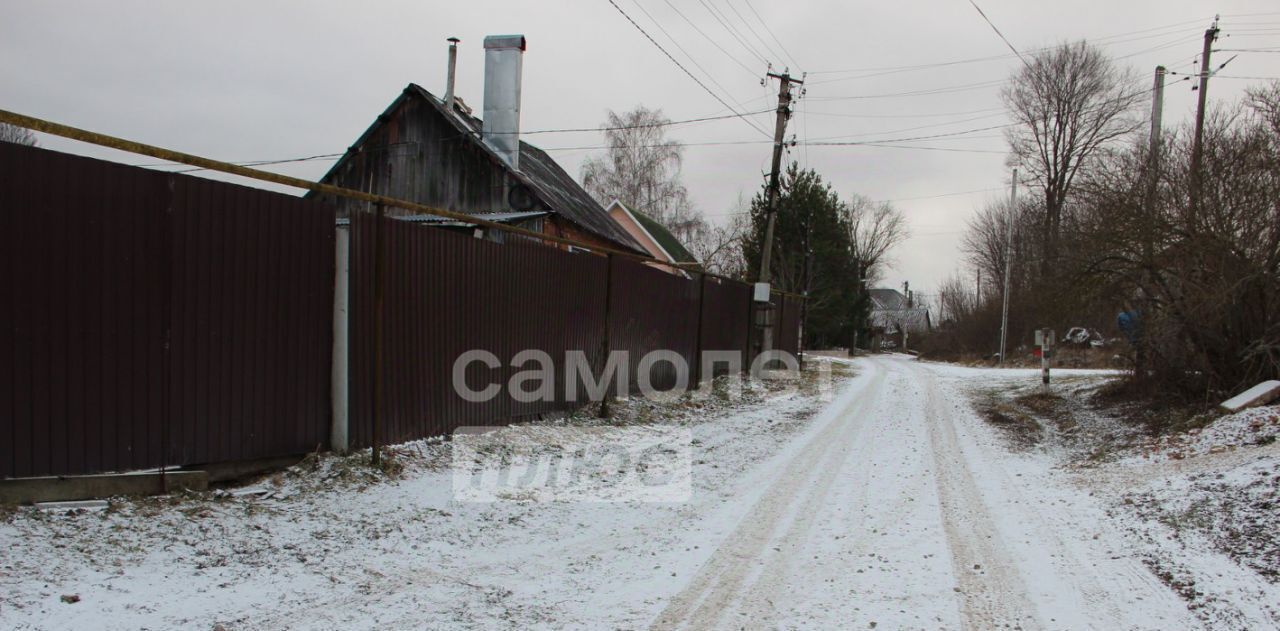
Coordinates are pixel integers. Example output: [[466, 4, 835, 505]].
[[1091, 377, 1221, 435], [973, 391, 1046, 449]]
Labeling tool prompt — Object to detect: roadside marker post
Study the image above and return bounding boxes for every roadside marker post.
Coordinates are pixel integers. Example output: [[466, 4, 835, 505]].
[[1034, 329, 1054, 390]]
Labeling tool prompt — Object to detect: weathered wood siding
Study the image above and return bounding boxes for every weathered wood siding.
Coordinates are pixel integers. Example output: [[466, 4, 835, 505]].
[[316, 94, 512, 218], [312, 89, 634, 255]]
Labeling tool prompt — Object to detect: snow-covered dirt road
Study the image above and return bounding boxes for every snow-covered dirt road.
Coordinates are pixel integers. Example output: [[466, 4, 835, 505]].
[[5, 355, 1273, 630], [653, 356, 1194, 630]]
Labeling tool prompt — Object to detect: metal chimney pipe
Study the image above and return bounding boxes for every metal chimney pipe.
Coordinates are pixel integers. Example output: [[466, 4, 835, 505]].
[[444, 37, 460, 112], [482, 34, 526, 170]]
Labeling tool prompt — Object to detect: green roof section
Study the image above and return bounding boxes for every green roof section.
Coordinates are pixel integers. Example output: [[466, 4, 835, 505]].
[[619, 201, 700, 268]]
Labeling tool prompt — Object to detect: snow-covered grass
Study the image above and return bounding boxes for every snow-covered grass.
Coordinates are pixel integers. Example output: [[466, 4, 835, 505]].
[[0, 362, 851, 630], [1126, 405, 1280, 463], [957, 367, 1280, 628], [6, 357, 1277, 630]]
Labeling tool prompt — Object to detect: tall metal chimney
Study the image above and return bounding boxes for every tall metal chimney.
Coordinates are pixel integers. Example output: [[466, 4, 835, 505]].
[[444, 37, 460, 112], [482, 34, 526, 170]]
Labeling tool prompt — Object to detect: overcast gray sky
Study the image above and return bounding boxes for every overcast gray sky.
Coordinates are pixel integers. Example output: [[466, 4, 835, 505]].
[[4, 1, 1278, 296]]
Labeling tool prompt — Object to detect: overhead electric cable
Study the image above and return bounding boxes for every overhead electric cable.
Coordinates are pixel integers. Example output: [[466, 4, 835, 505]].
[[963, 0, 1030, 65], [661, 0, 759, 75], [607, 0, 772, 137], [743, 0, 804, 71], [722, 0, 788, 68], [697, 0, 770, 65], [628, 0, 764, 116]]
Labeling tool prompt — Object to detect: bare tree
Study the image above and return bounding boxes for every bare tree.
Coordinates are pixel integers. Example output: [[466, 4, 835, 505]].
[[934, 273, 978, 326], [581, 106, 697, 231], [1002, 41, 1142, 275], [0, 123, 37, 146], [1247, 80, 1280, 138], [844, 193, 908, 285], [961, 196, 1042, 297], [685, 196, 750, 277]]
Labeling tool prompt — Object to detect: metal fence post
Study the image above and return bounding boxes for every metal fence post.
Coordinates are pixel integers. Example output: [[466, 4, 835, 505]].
[[598, 253, 613, 418], [693, 272, 707, 389], [160, 176, 175, 490], [371, 204, 385, 466]]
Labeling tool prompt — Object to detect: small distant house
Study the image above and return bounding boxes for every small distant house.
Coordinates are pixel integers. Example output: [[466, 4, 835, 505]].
[[868, 287, 931, 349], [308, 35, 644, 255], [605, 199, 700, 275]]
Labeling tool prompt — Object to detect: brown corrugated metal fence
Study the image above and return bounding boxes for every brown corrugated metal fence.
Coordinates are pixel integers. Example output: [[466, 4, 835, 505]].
[[777, 294, 803, 359], [607, 256, 701, 394], [347, 213, 609, 448], [348, 214, 803, 447], [2, 141, 804, 475], [167, 176, 334, 466], [0, 143, 334, 478]]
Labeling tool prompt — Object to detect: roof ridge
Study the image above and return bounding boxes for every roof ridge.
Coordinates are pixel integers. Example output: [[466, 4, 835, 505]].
[[317, 83, 644, 254]]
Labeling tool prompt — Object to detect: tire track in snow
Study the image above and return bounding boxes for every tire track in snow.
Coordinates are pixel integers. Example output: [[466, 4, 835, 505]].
[[913, 360, 1199, 630], [916, 362, 1042, 630], [649, 363, 887, 630], [730, 372, 890, 628]]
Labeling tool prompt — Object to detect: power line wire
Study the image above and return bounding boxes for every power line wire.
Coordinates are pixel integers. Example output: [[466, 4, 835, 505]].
[[722, 0, 788, 69], [488, 108, 774, 135], [606, 0, 772, 138], [539, 123, 1010, 152], [806, 18, 1209, 79], [628, 0, 764, 117], [804, 106, 1007, 119], [743, 0, 803, 71], [1220, 11, 1280, 18], [963, 0, 1029, 65], [697, 0, 770, 65], [809, 79, 1008, 101], [134, 108, 778, 170], [660, 0, 759, 76], [806, 123, 1012, 145], [704, 184, 1009, 218], [804, 113, 1009, 142], [842, 143, 1005, 154], [1110, 33, 1204, 61], [876, 186, 1006, 202]]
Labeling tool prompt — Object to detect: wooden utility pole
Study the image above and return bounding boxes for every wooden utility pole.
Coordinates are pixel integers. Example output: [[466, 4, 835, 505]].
[[1189, 17, 1220, 224], [998, 169, 1017, 364], [1145, 65, 1166, 247], [1139, 65, 1166, 374], [756, 69, 803, 353]]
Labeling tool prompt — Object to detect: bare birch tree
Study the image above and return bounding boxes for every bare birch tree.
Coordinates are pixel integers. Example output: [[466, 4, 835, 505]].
[[581, 106, 697, 231]]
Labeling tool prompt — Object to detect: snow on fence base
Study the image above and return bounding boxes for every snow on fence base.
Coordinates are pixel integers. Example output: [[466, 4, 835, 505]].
[[1219, 380, 1280, 413]]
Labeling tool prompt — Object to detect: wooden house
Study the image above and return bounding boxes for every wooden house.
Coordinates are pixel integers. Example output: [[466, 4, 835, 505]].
[[308, 35, 644, 255], [605, 199, 700, 275]]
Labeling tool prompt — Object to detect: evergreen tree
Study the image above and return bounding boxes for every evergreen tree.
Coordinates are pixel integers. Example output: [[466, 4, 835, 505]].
[[741, 164, 860, 349]]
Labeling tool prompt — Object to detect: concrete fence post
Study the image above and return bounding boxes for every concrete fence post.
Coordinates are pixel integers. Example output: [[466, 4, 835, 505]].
[[330, 224, 350, 453]]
